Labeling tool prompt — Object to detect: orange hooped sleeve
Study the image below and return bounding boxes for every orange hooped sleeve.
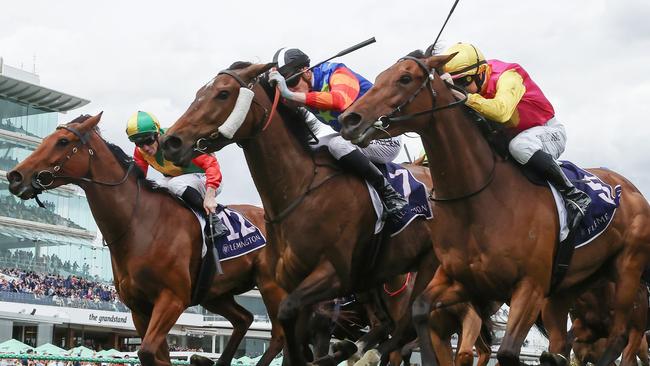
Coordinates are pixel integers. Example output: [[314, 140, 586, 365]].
[[305, 67, 361, 112]]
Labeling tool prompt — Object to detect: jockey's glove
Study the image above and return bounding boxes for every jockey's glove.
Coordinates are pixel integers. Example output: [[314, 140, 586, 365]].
[[268, 70, 298, 101]]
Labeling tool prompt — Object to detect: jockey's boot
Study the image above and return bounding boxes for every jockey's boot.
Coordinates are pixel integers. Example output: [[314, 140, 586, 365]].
[[339, 149, 407, 220], [181, 187, 229, 242], [526, 150, 592, 234]]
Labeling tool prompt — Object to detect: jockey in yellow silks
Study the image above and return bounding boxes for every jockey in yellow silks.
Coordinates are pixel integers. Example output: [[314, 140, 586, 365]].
[[442, 42, 591, 234]]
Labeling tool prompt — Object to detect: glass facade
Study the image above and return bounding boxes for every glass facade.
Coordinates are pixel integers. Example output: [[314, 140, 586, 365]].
[[0, 97, 113, 282]]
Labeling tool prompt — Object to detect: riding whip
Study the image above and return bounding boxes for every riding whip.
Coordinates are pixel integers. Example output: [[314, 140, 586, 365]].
[[424, 0, 460, 57], [285, 37, 376, 84]]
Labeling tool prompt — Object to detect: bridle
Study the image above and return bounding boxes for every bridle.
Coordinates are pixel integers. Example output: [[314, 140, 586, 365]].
[[33, 124, 135, 191], [191, 69, 341, 224], [372, 56, 497, 202], [194, 69, 280, 153], [32, 123, 139, 246]]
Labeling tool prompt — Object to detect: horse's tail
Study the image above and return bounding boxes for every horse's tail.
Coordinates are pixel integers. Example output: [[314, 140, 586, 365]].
[[534, 314, 549, 339]]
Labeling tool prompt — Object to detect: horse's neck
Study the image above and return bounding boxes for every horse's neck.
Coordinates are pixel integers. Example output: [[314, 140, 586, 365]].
[[77, 138, 140, 253], [422, 107, 496, 199], [242, 112, 317, 217]]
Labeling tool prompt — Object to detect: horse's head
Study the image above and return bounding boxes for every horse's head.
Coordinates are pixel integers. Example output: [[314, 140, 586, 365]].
[[339, 52, 458, 146], [161, 62, 275, 166], [7, 113, 103, 200]]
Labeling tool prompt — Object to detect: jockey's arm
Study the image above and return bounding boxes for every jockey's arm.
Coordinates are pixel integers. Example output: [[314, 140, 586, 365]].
[[466, 70, 526, 123], [133, 148, 149, 177], [192, 154, 222, 214], [192, 154, 222, 190], [305, 68, 361, 112]]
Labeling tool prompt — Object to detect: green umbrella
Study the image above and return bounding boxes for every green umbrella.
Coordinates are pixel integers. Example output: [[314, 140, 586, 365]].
[[67, 345, 95, 357], [34, 343, 66, 356], [96, 349, 124, 358], [0, 339, 34, 354]]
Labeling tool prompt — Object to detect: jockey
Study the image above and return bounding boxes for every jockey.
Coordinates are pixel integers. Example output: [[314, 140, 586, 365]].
[[125, 110, 229, 240], [442, 42, 591, 234], [268, 47, 407, 219]]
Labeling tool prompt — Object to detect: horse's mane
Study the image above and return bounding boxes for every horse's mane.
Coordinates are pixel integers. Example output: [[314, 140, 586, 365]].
[[227, 61, 320, 154], [66, 115, 169, 193]]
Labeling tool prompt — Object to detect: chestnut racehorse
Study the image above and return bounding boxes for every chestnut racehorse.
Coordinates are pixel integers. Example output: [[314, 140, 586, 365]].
[[6, 114, 285, 366], [158, 61, 473, 365], [338, 51, 650, 366], [570, 283, 649, 366]]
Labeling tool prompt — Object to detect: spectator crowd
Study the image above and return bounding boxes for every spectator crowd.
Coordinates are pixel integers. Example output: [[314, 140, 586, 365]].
[[0, 267, 126, 312]]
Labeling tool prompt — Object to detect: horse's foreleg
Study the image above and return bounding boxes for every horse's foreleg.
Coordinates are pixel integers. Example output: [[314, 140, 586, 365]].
[[540, 293, 574, 360], [497, 279, 545, 366], [475, 330, 492, 366], [255, 278, 287, 366], [455, 305, 482, 366], [278, 260, 341, 366], [413, 268, 465, 366], [638, 332, 649, 366], [621, 327, 643, 366], [137, 290, 186, 366], [201, 296, 253, 366], [596, 258, 644, 366]]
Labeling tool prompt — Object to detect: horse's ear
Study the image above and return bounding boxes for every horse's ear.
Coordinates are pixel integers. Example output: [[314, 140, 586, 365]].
[[425, 52, 458, 71], [79, 112, 103, 131], [241, 63, 276, 81]]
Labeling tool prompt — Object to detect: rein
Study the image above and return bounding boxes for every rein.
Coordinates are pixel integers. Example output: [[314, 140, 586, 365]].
[[376, 56, 497, 202], [32, 123, 140, 246], [383, 272, 412, 297]]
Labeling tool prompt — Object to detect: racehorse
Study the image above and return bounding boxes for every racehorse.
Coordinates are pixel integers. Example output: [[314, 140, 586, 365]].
[[337, 50, 650, 366], [570, 283, 649, 366], [158, 61, 443, 366], [5, 114, 286, 366]]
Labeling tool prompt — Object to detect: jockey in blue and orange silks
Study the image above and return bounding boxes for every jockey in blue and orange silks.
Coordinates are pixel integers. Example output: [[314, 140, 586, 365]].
[[268, 48, 407, 219], [442, 42, 591, 233]]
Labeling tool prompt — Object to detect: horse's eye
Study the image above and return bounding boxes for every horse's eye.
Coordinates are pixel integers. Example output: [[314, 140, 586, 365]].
[[57, 138, 69, 147], [216, 90, 230, 100], [399, 75, 412, 85]]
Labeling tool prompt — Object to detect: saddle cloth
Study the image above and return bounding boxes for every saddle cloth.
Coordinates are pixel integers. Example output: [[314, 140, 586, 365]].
[[367, 162, 433, 236], [192, 205, 266, 261], [550, 161, 621, 247]]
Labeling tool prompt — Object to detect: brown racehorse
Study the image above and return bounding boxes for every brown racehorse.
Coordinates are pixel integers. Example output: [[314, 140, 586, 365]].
[[570, 283, 649, 366], [5, 114, 286, 366], [158, 61, 444, 366], [338, 51, 650, 366]]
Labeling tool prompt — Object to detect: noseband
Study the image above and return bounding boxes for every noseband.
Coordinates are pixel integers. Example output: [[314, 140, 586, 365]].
[[194, 70, 280, 152]]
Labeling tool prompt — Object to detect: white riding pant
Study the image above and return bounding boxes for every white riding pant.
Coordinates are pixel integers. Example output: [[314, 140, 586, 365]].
[[509, 117, 567, 164], [316, 133, 403, 164], [157, 173, 222, 198]]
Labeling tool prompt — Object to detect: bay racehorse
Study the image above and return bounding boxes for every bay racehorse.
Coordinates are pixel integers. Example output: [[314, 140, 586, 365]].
[[5, 114, 286, 366], [157, 61, 470, 365], [337, 50, 650, 366]]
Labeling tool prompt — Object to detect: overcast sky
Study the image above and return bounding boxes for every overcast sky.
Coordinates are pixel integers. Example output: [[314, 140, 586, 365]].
[[3, 0, 650, 205]]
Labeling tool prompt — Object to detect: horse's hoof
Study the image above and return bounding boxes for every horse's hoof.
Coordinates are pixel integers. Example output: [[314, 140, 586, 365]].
[[540, 351, 568, 366], [332, 339, 358, 358], [353, 350, 380, 366], [137, 349, 155, 366], [190, 354, 216, 366]]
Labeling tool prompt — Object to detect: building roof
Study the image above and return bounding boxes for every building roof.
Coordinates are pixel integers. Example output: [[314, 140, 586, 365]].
[[0, 67, 90, 112]]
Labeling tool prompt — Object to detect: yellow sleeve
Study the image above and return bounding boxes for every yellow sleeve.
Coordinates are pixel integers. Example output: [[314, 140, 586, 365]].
[[465, 70, 526, 123]]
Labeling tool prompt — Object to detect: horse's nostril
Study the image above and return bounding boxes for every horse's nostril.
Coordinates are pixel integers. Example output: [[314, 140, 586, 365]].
[[6, 170, 23, 184], [163, 135, 183, 151], [342, 112, 362, 127]]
